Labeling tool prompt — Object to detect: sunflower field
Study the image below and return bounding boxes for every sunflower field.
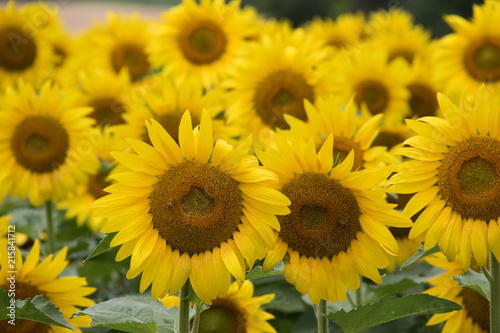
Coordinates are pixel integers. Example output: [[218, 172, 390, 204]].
[[1, 0, 500, 332]]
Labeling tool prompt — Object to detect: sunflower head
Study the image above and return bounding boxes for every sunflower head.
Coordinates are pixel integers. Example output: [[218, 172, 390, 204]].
[[94, 110, 290, 304]]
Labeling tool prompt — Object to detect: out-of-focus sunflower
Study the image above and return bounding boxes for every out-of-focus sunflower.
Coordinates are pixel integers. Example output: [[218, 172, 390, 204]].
[[94, 110, 290, 304], [425, 252, 489, 333], [331, 50, 410, 127], [405, 56, 440, 119], [160, 280, 276, 332], [120, 76, 239, 146], [0, 239, 95, 332], [390, 86, 500, 269], [77, 69, 133, 131], [0, 80, 99, 206], [70, 12, 153, 84], [435, 1, 500, 99], [281, 96, 398, 171], [148, 0, 259, 88], [306, 12, 366, 51], [224, 27, 329, 147], [0, 1, 55, 92], [258, 127, 412, 304]]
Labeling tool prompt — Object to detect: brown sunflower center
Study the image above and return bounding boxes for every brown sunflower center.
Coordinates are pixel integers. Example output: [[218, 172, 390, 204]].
[[111, 43, 150, 82], [196, 299, 246, 333], [149, 160, 242, 255], [89, 98, 126, 128], [0, 282, 49, 333], [408, 83, 438, 118], [88, 171, 111, 199], [460, 287, 490, 332], [464, 38, 500, 82], [142, 112, 201, 145], [326, 38, 347, 49], [439, 136, 500, 222], [279, 172, 361, 258], [388, 49, 414, 64], [179, 19, 227, 65], [331, 136, 364, 171], [0, 26, 37, 72], [371, 130, 405, 150], [11, 116, 68, 174], [254, 70, 314, 130], [354, 80, 389, 115]]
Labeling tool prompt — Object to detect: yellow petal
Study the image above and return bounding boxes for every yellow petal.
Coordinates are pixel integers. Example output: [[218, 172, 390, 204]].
[[220, 240, 245, 285], [198, 110, 214, 164], [178, 110, 196, 160], [359, 215, 399, 254], [146, 119, 183, 164], [488, 219, 500, 265], [294, 255, 311, 295], [471, 220, 489, 267]]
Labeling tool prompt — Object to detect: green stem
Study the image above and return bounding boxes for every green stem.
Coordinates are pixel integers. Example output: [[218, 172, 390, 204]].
[[490, 251, 500, 333], [179, 282, 190, 333], [356, 284, 363, 307], [191, 302, 202, 333], [45, 201, 55, 253], [315, 299, 328, 333]]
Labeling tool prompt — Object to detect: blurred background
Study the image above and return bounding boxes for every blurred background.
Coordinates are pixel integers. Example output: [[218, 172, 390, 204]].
[[4, 0, 483, 37]]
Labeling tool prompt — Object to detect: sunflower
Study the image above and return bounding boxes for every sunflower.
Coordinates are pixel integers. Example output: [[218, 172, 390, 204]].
[[258, 127, 412, 304], [0, 1, 55, 92], [160, 280, 276, 332], [224, 26, 330, 147], [331, 49, 411, 127], [72, 12, 153, 83], [306, 12, 366, 50], [148, 0, 258, 88], [435, 0, 500, 99], [0, 239, 95, 332], [0, 80, 99, 206], [77, 69, 133, 130], [390, 86, 500, 269], [281, 95, 399, 172], [93, 110, 290, 304], [120, 76, 239, 147], [425, 252, 489, 333]]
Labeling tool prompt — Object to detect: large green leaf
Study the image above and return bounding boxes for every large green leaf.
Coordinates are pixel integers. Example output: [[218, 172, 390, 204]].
[[74, 294, 177, 333], [327, 294, 462, 333], [0, 290, 73, 329], [401, 243, 440, 268], [454, 269, 490, 301], [85, 232, 117, 261]]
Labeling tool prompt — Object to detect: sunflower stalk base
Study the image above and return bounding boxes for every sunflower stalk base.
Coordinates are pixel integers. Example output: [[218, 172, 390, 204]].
[[490, 252, 500, 333], [179, 282, 191, 333]]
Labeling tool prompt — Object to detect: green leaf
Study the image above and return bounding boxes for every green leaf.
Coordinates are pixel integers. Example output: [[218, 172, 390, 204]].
[[401, 243, 440, 268], [453, 269, 491, 301], [0, 290, 74, 329], [85, 233, 117, 261], [327, 294, 462, 333], [74, 294, 177, 333], [246, 261, 284, 280]]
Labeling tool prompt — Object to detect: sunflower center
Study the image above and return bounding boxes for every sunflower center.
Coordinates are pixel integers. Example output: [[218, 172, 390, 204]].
[[459, 287, 490, 332], [354, 80, 389, 115], [196, 300, 245, 333], [464, 38, 500, 82], [331, 136, 364, 171], [88, 171, 111, 199], [89, 98, 126, 128], [408, 83, 438, 118], [11, 116, 68, 174], [142, 113, 201, 145], [179, 19, 227, 65], [439, 137, 500, 222], [0, 26, 37, 72], [279, 172, 361, 258], [371, 130, 405, 149], [254, 70, 314, 130], [111, 43, 150, 81], [0, 282, 49, 333], [149, 160, 242, 255]]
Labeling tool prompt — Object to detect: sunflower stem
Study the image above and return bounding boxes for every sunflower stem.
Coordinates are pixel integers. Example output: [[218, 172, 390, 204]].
[[315, 299, 328, 333], [45, 201, 55, 254], [179, 282, 190, 333], [490, 251, 500, 333], [482, 265, 494, 284], [191, 302, 202, 333]]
